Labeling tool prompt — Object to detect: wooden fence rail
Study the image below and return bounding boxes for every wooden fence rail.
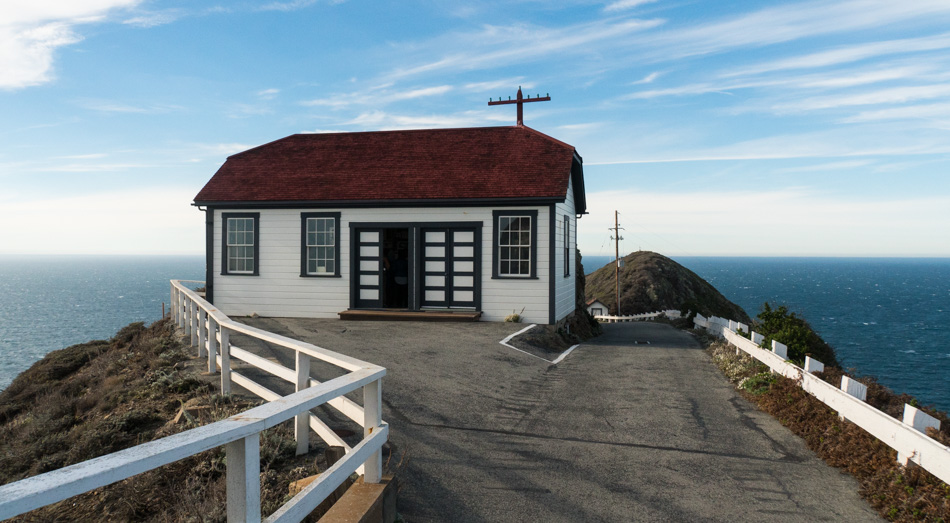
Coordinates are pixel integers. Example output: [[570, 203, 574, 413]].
[[0, 280, 387, 522], [694, 313, 950, 485]]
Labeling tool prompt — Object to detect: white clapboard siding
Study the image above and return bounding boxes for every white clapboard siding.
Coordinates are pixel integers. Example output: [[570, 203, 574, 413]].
[[552, 176, 577, 323], [213, 206, 556, 323]]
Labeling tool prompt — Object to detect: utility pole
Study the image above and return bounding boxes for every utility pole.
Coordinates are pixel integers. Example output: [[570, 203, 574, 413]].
[[609, 210, 624, 315]]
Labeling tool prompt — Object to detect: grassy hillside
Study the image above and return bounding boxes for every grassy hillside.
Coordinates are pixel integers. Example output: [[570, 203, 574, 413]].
[[0, 320, 329, 521], [586, 251, 751, 323]]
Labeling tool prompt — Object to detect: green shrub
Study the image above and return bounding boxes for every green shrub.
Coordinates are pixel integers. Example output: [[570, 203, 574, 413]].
[[754, 303, 839, 367]]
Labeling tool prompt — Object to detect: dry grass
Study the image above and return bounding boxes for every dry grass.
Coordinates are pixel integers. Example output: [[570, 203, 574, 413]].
[[705, 337, 950, 522], [0, 319, 365, 522]]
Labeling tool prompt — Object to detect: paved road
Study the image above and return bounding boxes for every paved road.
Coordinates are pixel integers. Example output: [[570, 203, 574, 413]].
[[233, 319, 880, 522]]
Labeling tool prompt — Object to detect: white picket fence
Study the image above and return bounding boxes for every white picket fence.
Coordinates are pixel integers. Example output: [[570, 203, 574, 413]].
[[0, 280, 388, 522], [595, 309, 682, 323], [694, 313, 950, 485]]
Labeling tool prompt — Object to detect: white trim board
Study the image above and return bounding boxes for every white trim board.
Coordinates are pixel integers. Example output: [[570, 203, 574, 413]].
[[498, 324, 580, 365]]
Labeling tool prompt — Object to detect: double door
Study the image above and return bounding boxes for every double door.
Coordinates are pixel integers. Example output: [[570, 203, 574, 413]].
[[352, 225, 479, 310]]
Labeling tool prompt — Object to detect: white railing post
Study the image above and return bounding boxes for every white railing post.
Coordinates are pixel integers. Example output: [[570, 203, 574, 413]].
[[363, 379, 382, 483], [190, 300, 198, 347], [220, 327, 231, 395], [207, 318, 218, 374], [198, 309, 207, 358], [295, 351, 312, 456], [226, 434, 261, 523], [177, 291, 185, 329], [170, 284, 176, 322]]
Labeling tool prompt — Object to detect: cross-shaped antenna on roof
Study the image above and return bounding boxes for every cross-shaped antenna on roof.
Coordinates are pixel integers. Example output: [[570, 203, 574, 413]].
[[488, 86, 550, 126]]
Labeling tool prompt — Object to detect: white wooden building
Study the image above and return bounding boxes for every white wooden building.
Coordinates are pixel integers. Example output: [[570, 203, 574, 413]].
[[193, 125, 587, 324], [586, 299, 609, 317]]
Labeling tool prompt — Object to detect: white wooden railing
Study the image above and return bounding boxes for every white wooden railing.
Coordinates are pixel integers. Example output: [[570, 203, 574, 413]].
[[695, 313, 950, 485], [0, 280, 387, 522], [595, 309, 682, 323]]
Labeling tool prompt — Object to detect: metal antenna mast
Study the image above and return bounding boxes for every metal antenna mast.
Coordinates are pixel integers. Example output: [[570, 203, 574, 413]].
[[488, 86, 550, 126]]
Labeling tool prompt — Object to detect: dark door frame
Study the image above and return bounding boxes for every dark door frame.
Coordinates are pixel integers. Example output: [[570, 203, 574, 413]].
[[349, 221, 481, 311]]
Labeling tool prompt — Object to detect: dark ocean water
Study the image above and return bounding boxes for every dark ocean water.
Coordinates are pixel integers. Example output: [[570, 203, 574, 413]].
[[0, 255, 204, 390], [584, 255, 950, 413]]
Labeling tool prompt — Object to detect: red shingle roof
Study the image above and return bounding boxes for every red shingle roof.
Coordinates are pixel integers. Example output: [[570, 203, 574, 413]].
[[194, 126, 582, 206]]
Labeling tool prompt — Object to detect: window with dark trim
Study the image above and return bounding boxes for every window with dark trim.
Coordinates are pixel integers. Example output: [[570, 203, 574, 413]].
[[563, 215, 570, 277], [300, 212, 341, 277], [492, 210, 538, 279], [221, 212, 259, 276]]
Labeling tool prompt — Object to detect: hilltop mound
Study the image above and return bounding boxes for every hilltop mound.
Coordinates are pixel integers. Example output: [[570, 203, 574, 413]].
[[586, 251, 751, 323]]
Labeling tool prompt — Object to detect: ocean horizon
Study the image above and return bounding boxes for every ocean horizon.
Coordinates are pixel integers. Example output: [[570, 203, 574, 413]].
[[1, 254, 947, 413]]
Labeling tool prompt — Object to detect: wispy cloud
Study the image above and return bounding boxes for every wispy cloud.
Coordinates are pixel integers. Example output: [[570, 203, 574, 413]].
[[301, 85, 453, 108], [774, 84, 950, 112], [843, 102, 950, 123], [384, 18, 664, 81], [78, 99, 184, 113], [774, 160, 875, 173], [0, 1, 141, 90], [604, 0, 658, 13], [58, 153, 108, 160], [631, 72, 661, 85], [122, 9, 183, 28], [463, 78, 530, 93], [257, 88, 280, 99], [638, 0, 950, 61], [258, 0, 344, 12], [342, 109, 510, 130], [725, 32, 950, 77]]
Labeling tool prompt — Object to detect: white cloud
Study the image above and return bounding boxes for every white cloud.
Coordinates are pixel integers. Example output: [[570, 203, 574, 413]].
[[122, 9, 182, 28], [775, 84, 950, 112], [384, 18, 664, 81], [257, 88, 280, 99], [0, 0, 141, 89], [640, 0, 950, 62], [604, 0, 658, 13], [301, 84, 453, 108], [343, 109, 510, 130], [843, 102, 950, 123], [725, 32, 950, 77], [632, 72, 661, 85], [78, 99, 184, 113], [463, 78, 530, 93]]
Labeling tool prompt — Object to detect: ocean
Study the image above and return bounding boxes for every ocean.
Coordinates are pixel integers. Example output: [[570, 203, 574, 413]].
[[584, 255, 950, 413], [0, 255, 204, 391], [1, 255, 947, 413]]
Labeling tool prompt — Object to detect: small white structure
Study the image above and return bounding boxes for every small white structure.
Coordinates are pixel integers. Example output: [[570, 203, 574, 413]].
[[194, 125, 587, 325], [586, 298, 609, 317]]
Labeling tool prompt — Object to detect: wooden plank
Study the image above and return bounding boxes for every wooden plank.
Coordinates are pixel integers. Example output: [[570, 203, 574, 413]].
[[338, 310, 481, 322]]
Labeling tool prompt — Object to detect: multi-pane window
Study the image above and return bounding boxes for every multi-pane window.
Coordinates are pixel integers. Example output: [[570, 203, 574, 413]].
[[224, 215, 257, 275], [300, 212, 340, 277], [498, 215, 532, 277], [563, 215, 570, 277], [305, 217, 335, 275]]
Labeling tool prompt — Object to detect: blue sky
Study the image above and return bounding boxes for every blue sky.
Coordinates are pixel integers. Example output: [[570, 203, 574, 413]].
[[2, 0, 949, 257]]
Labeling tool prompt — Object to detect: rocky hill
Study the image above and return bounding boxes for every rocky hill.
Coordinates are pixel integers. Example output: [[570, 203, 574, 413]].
[[586, 251, 751, 324]]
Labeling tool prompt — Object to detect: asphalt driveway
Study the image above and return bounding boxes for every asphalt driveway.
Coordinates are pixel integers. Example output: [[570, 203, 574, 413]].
[[232, 318, 880, 522]]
